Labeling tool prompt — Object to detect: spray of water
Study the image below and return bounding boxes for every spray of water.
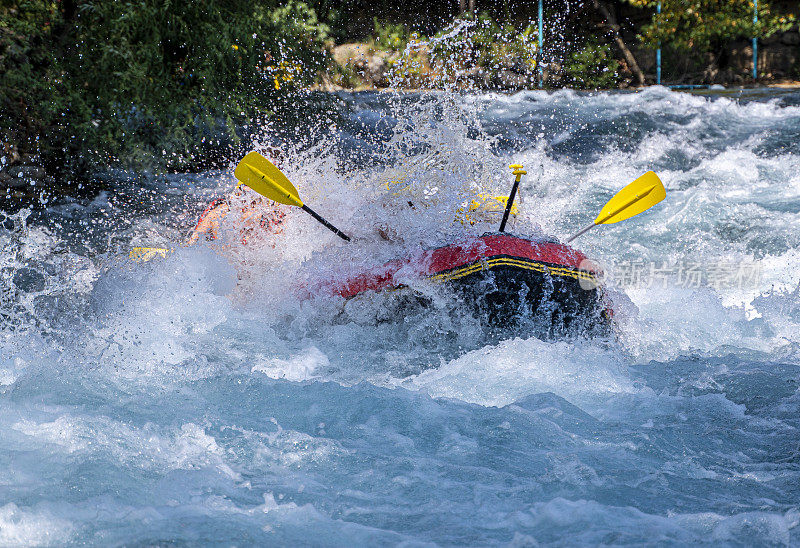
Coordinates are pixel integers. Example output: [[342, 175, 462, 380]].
[[2, 87, 800, 544]]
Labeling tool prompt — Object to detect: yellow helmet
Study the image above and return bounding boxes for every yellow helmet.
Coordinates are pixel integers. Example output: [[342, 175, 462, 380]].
[[457, 194, 518, 225]]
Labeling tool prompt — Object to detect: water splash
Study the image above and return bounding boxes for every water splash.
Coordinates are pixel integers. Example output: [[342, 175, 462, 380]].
[[2, 88, 800, 544]]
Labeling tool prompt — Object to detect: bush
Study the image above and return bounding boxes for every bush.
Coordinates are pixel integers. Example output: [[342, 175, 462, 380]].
[[0, 0, 330, 180], [372, 18, 411, 52], [563, 41, 620, 89], [385, 38, 434, 89], [428, 13, 538, 89]]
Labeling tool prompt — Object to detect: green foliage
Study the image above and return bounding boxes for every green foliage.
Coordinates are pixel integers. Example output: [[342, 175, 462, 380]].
[[0, 2, 66, 159], [489, 24, 539, 74], [371, 19, 429, 88], [385, 40, 431, 89], [431, 14, 497, 78], [429, 13, 538, 88], [372, 18, 411, 51], [628, 0, 795, 51], [328, 56, 366, 89], [0, 0, 330, 177], [563, 41, 620, 89], [272, 0, 330, 47]]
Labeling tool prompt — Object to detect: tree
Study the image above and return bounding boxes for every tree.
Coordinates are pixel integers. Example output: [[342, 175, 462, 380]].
[[592, 0, 646, 86], [0, 0, 330, 176], [627, 0, 795, 51]]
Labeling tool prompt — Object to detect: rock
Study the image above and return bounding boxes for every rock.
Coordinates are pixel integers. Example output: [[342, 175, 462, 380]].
[[463, 66, 490, 88], [331, 42, 394, 88], [1, 143, 20, 166], [366, 54, 388, 86], [314, 74, 343, 92], [0, 156, 54, 209], [332, 43, 371, 67], [545, 62, 562, 86], [1, 175, 28, 189]]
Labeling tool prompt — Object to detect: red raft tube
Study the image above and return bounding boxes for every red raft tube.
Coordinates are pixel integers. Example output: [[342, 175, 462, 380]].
[[321, 232, 613, 340]]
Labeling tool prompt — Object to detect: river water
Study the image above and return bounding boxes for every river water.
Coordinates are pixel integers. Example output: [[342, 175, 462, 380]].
[[2, 87, 800, 545]]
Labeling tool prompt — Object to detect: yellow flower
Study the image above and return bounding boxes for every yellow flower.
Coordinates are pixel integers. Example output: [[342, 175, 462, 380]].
[[232, 44, 239, 50]]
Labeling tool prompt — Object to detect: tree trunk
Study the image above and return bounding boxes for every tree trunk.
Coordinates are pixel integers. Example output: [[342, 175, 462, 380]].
[[592, 0, 646, 86], [459, 0, 466, 15]]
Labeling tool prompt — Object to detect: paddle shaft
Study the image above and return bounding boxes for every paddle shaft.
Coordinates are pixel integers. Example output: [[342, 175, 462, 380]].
[[499, 172, 524, 232], [302, 204, 351, 241], [565, 221, 595, 243]]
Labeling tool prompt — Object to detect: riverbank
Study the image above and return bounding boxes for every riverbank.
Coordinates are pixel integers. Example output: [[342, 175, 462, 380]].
[[320, 35, 800, 94], [2, 0, 797, 211], [4, 83, 800, 212]]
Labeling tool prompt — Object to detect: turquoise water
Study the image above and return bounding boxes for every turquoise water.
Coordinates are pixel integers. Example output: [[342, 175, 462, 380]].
[[1, 87, 800, 545]]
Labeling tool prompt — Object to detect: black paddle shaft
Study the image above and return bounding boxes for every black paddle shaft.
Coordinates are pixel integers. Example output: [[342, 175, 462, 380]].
[[498, 178, 521, 233], [301, 204, 351, 241]]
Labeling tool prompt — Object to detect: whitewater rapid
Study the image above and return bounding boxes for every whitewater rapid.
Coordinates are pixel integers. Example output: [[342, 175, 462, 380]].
[[1, 87, 799, 545]]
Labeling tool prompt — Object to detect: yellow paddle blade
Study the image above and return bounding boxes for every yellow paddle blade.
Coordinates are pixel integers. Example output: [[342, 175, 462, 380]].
[[234, 151, 303, 207], [594, 171, 665, 225], [129, 247, 171, 262]]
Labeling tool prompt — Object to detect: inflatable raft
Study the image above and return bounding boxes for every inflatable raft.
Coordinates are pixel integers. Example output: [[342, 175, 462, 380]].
[[185, 152, 663, 341], [326, 233, 613, 339]]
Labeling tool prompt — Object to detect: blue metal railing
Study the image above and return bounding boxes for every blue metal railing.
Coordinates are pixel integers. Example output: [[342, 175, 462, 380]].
[[753, 0, 758, 80], [538, 0, 544, 87], [656, 2, 661, 85]]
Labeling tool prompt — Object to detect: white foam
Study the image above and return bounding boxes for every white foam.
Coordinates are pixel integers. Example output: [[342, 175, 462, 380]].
[[11, 417, 240, 479], [252, 346, 329, 381], [398, 337, 635, 408], [0, 503, 74, 547], [517, 497, 797, 545]]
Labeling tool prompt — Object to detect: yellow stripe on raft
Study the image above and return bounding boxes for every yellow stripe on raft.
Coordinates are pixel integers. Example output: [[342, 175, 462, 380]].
[[427, 257, 598, 284]]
